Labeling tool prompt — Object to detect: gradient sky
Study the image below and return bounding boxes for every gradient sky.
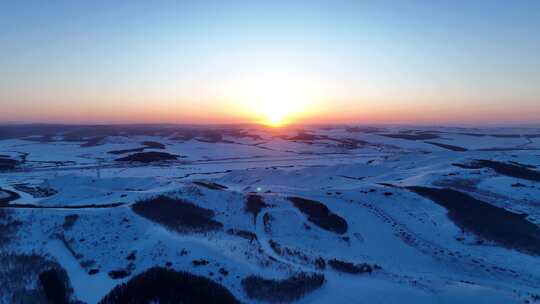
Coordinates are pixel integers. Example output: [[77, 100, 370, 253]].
[[1, 0, 539, 125]]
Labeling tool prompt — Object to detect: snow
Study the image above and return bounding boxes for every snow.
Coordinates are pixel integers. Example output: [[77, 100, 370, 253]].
[[1, 125, 539, 303], [46, 239, 116, 303]]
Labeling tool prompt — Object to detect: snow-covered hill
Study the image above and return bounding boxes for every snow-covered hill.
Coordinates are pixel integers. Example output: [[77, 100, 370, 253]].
[[0, 124, 539, 303]]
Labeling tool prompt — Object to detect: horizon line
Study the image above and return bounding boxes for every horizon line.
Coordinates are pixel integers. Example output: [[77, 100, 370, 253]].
[[1, 121, 540, 128]]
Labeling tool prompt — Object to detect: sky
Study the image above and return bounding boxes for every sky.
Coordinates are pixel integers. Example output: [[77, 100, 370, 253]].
[[1, 0, 539, 125]]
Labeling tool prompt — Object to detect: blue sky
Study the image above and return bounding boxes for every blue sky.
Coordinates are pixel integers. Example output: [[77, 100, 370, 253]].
[[1, 1, 539, 124]]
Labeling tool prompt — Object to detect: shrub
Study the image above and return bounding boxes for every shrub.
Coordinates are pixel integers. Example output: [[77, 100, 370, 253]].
[[192, 259, 209, 266], [241, 272, 325, 302], [268, 239, 282, 255], [380, 133, 439, 140], [126, 251, 136, 261], [108, 269, 131, 279], [142, 141, 165, 149], [99, 267, 239, 304], [0, 209, 22, 247], [245, 194, 268, 223], [268, 240, 326, 269], [62, 214, 79, 230], [192, 181, 228, 190], [314, 257, 326, 270], [0, 158, 18, 171], [219, 268, 229, 276], [88, 269, 99, 275], [108, 147, 145, 155], [226, 229, 257, 242], [132, 195, 223, 233], [115, 152, 178, 163], [0, 254, 74, 303], [328, 259, 374, 274], [425, 141, 467, 152], [39, 268, 70, 304], [263, 213, 273, 234]]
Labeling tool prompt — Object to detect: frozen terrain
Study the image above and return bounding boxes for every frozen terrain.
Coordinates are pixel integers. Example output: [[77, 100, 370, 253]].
[[0, 124, 539, 303]]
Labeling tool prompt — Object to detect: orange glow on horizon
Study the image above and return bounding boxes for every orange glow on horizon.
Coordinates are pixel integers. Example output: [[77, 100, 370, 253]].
[[218, 69, 332, 127], [2, 89, 539, 125]]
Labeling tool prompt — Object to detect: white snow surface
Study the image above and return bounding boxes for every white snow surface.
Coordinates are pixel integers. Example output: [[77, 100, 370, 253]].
[[1, 125, 539, 303]]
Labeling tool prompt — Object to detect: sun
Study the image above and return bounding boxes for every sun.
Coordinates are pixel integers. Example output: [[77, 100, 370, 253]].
[[267, 111, 285, 127], [257, 92, 298, 127], [221, 69, 328, 127], [235, 79, 311, 127]]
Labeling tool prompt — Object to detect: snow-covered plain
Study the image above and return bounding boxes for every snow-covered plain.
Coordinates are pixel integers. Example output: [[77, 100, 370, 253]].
[[1, 124, 539, 303]]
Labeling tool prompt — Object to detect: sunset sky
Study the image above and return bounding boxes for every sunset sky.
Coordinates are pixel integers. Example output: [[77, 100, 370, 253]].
[[1, 1, 539, 125]]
